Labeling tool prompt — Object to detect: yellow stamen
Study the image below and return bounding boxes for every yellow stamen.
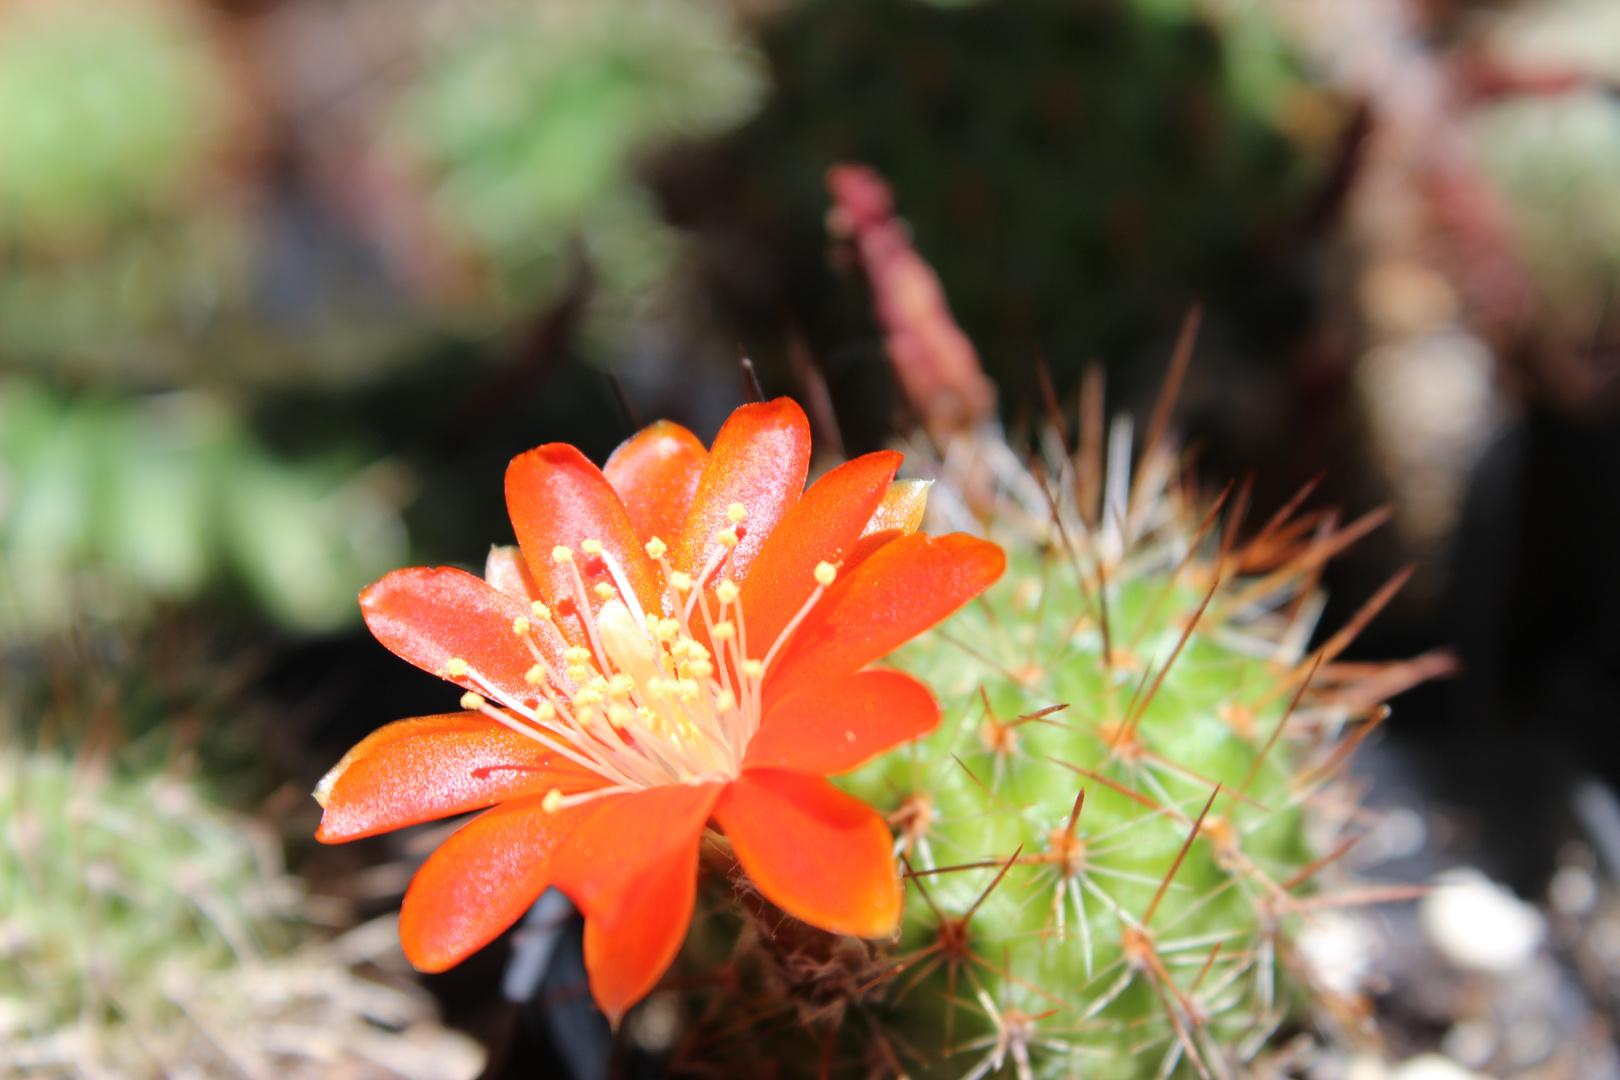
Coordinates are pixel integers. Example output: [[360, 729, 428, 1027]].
[[552, 546, 574, 564], [594, 582, 616, 600], [564, 647, 593, 665], [542, 789, 564, 813], [512, 616, 530, 635], [741, 659, 764, 679], [712, 621, 736, 642], [726, 502, 747, 523], [445, 658, 469, 677], [531, 601, 551, 620], [460, 691, 485, 711], [645, 537, 667, 559], [581, 539, 604, 556], [714, 689, 737, 713], [716, 579, 739, 604], [814, 561, 837, 587], [525, 664, 545, 686], [669, 571, 693, 593], [716, 528, 739, 549]]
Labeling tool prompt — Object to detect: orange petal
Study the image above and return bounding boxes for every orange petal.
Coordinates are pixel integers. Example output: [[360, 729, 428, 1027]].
[[671, 398, 811, 590], [739, 450, 900, 656], [362, 566, 568, 703], [714, 770, 901, 938], [550, 782, 721, 1022], [581, 838, 698, 1026], [314, 712, 606, 842], [742, 669, 939, 776], [763, 533, 1005, 709], [398, 794, 592, 973], [485, 544, 541, 602], [603, 420, 707, 546], [846, 478, 931, 569], [506, 444, 666, 647]]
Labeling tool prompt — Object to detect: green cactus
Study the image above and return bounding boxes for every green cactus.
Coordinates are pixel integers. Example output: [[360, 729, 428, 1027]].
[[0, 744, 297, 1073], [665, 360, 1443, 1079]]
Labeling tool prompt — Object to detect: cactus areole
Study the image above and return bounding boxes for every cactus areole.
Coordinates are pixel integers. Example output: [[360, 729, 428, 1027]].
[[312, 398, 1004, 1022]]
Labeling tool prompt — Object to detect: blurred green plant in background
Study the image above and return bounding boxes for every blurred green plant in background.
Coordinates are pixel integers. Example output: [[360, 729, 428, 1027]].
[[665, 0, 1338, 421], [0, 382, 406, 636], [397, 0, 765, 345], [1471, 0, 1620, 342], [0, 0, 250, 382]]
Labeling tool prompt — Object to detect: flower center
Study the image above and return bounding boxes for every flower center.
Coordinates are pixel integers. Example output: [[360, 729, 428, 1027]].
[[446, 503, 837, 812]]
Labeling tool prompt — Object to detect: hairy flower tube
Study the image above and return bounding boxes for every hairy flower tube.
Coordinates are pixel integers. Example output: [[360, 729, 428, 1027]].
[[313, 398, 1005, 1021]]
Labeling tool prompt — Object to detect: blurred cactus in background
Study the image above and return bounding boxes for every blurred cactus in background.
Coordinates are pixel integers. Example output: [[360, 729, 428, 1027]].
[[398, 0, 765, 340], [0, 744, 485, 1079], [0, 613, 485, 1079], [655, 0, 1338, 433], [0, 0, 250, 379]]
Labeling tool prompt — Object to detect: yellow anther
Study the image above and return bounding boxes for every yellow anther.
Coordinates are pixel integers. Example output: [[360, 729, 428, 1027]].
[[655, 618, 680, 642], [686, 641, 710, 662], [636, 706, 656, 726], [726, 502, 747, 524], [678, 679, 701, 701], [536, 701, 556, 721], [714, 689, 737, 713], [445, 658, 469, 678], [593, 582, 616, 600], [531, 601, 551, 620], [606, 703, 633, 727], [460, 691, 485, 711], [512, 616, 530, 636], [645, 537, 667, 559], [716, 528, 739, 549], [580, 539, 604, 556], [711, 621, 736, 642], [608, 674, 635, 697], [716, 578, 739, 604], [686, 660, 715, 680], [566, 664, 592, 685], [669, 571, 693, 593], [741, 659, 764, 679], [814, 561, 837, 587], [565, 647, 594, 665], [575, 685, 604, 707], [542, 789, 564, 813], [552, 545, 574, 564], [524, 664, 545, 686]]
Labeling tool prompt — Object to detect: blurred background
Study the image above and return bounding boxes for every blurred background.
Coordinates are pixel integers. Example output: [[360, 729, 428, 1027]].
[[5, 0, 1620, 1076]]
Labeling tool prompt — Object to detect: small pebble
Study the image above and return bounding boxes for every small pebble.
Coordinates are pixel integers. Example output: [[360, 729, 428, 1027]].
[[1420, 869, 1544, 975], [1391, 1053, 1493, 1080], [1440, 1019, 1496, 1070], [1548, 865, 1598, 917]]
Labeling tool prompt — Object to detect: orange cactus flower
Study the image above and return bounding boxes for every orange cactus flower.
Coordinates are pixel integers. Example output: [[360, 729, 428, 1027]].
[[313, 398, 1004, 1023]]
